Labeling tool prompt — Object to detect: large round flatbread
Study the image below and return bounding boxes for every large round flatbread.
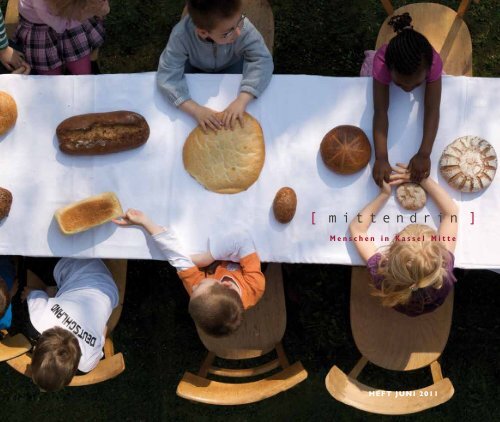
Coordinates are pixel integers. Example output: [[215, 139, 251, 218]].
[[183, 112, 265, 194], [396, 183, 426, 210], [439, 136, 497, 192]]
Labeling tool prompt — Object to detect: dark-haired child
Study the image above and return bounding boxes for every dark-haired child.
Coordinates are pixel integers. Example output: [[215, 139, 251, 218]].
[[157, 0, 273, 132], [0, 257, 18, 330], [363, 13, 442, 185], [22, 258, 118, 391], [114, 208, 265, 337]]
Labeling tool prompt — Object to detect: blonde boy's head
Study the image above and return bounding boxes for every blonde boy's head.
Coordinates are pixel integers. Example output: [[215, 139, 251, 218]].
[[31, 327, 81, 392], [375, 224, 451, 307], [189, 280, 244, 337], [187, 0, 242, 31]]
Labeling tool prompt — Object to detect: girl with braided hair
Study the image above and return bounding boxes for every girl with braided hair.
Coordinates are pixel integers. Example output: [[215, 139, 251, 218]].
[[364, 13, 443, 187]]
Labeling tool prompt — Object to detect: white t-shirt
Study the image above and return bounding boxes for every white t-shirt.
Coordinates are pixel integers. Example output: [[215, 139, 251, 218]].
[[27, 258, 119, 373]]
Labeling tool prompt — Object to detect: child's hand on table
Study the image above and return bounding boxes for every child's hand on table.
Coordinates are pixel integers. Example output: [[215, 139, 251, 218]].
[[222, 92, 253, 130]]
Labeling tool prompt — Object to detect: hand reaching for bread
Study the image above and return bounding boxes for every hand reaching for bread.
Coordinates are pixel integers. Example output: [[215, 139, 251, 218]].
[[113, 208, 165, 236]]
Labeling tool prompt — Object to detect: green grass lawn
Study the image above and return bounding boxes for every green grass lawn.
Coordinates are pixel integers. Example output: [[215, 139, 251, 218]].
[[0, 0, 499, 420]]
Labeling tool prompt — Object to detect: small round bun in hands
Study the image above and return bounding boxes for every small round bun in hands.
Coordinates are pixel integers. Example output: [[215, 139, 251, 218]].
[[0, 92, 18, 136], [320, 125, 371, 175], [273, 187, 297, 223], [396, 183, 426, 210], [183, 112, 265, 194], [439, 136, 497, 192], [0, 187, 13, 221]]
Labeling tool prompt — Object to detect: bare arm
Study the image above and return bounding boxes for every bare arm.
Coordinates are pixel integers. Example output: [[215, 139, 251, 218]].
[[409, 78, 442, 181], [349, 182, 391, 262], [372, 80, 392, 186], [391, 163, 458, 252]]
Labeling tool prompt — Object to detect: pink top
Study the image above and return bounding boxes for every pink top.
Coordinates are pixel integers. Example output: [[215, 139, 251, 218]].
[[372, 44, 443, 85], [19, 0, 83, 33]]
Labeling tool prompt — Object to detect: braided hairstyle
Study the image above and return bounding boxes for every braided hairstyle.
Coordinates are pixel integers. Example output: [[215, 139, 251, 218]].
[[385, 13, 433, 76]]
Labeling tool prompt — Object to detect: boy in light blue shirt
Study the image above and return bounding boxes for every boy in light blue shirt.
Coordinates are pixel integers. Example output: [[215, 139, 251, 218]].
[[157, 0, 273, 133]]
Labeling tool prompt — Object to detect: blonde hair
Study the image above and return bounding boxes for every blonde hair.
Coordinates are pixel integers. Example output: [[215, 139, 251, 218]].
[[45, 0, 91, 20], [189, 283, 243, 337], [374, 224, 450, 308]]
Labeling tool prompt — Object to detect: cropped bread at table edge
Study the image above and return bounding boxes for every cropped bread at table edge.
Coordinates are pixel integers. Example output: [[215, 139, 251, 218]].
[[183, 112, 265, 194], [56, 111, 150, 155], [55, 192, 123, 235], [0, 187, 13, 221], [0, 92, 18, 136]]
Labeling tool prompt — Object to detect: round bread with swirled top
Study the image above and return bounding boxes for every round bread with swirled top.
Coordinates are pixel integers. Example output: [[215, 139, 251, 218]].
[[183, 113, 265, 194], [439, 136, 497, 192]]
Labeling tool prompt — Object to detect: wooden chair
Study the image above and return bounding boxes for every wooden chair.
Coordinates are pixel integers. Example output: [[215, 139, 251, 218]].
[[376, 0, 480, 76], [182, 0, 275, 53], [325, 267, 455, 415], [176, 263, 308, 405], [5, 259, 127, 387], [4, 0, 100, 71]]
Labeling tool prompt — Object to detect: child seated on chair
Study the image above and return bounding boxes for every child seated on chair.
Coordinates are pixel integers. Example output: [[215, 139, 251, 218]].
[[114, 209, 265, 336], [21, 258, 118, 392], [157, 0, 274, 133], [0, 9, 30, 74], [349, 163, 458, 317], [0, 257, 19, 330], [14, 0, 109, 75], [361, 13, 443, 186]]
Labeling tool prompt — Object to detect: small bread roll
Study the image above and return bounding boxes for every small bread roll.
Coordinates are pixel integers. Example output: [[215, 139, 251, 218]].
[[0, 92, 18, 135], [0, 187, 13, 221], [440, 136, 497, 192], [396, 183, 426, 211], [273, 187, 297, 223]]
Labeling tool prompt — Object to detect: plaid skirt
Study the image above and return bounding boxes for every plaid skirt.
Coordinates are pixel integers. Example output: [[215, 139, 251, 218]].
[[14, 15, 105, 71]]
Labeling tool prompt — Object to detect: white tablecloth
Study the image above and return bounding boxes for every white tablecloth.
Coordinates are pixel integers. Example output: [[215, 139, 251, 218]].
[[0, 73, 498, 267]]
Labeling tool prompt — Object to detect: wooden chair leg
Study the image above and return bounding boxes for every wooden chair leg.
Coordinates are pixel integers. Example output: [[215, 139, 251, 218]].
[[348, 356, 368, 379], [275, 342, 290, 368], [198, 351, 216, 377]]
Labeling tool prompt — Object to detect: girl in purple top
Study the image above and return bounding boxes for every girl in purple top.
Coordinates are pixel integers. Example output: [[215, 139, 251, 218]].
[[14, 0, 109, 75], [370, 13, 443, 187], [349, 163, 458, 317]]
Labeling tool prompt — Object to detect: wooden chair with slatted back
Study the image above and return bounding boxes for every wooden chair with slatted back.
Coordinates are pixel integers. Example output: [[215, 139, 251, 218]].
[[5, 259, 127, 387], [325, 267, 455, 415], [4, 0, 100, 69], [181, 0, 275, 53], [376, 0, 480, 76], [176, 263, 308, 405]]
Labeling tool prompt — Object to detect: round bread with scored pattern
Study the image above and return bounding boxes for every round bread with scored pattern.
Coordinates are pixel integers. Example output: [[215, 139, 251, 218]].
[[439, 136, 497, 192], [0, 92, 17, 136], [396, 183, 427, 211], [183, 112, 265, 194], [320, 125, 371, 175]]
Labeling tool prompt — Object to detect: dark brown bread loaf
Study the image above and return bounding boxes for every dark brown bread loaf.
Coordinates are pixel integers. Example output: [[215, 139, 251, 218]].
[[56, 111, 149, 155], [273, 187, 297, 223], [0, 187, 13, 221], [320, 125, 371, 175]]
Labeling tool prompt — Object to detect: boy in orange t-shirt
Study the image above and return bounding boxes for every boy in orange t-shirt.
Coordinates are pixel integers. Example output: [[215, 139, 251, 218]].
[[114, 209, 265, 336]]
